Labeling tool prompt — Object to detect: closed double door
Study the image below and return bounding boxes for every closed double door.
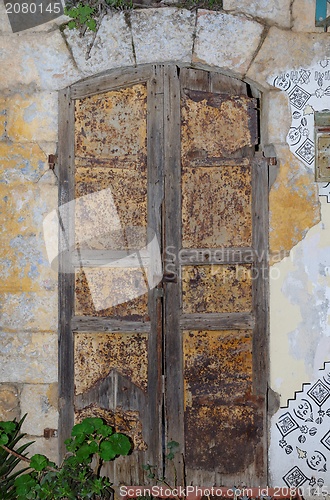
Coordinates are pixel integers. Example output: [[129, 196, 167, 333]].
[[59, 64, 269, 486]]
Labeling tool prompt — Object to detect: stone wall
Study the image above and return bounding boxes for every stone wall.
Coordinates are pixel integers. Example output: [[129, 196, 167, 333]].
[[0, 0, 330, 486]]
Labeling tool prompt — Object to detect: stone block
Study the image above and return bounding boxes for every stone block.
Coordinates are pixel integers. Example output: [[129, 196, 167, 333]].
[[0, 182, 57, 236], [0, 232, 58, 295], [247, 27, 330, 89], [263, 89, 292, 145], [131, 8, 195, 64], [0, 292, 57, 331], [0, 31, 81, 91], [193, 10, 264, 78], [64, 12, 134, 76], [0, 142, 47, 184], [0, 383, 20, 421], [20, 384, 58, 436], [0, 332, 58, 383], [223, 0, 291, 28], [5, 92, 58, 142], [292, 0, 325, 33], [21, 436, 59, 465], [0, 2, 12, 33], [0, 178, 57, 288]]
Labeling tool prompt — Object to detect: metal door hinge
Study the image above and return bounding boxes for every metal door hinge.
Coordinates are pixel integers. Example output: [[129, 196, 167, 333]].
[[48, 154, 57, 170]]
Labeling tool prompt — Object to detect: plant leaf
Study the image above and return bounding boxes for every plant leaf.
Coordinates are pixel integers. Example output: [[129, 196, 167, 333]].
[[30, 454, 50, 472], [108, 433, 131, 456]]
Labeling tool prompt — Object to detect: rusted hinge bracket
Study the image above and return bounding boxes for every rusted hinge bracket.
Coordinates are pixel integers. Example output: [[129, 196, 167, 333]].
[[263, 144, 279, 189], [263, 144, 277, 165], [48, 154, 57, 170]]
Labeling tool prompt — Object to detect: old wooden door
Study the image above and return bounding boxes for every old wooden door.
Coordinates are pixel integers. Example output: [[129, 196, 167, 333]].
[[58, 65, 268, 486]]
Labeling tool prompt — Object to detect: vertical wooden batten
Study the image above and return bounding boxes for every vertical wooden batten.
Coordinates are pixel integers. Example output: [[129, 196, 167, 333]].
[[145, 64, 165, 475], [163, 64, 185, 485], [252, 155, 269, 484], [58, 88, 75, 459]]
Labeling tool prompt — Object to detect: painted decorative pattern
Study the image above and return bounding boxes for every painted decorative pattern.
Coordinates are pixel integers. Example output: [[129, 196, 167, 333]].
[[273, 59, 330, 201], [271, 362, 330, 492]]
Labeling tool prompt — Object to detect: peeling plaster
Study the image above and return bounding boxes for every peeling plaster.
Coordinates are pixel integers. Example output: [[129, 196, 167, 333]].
[[269, 59, 330, 258], [271, 198, 330, 400], [269, 144, 320, 259]]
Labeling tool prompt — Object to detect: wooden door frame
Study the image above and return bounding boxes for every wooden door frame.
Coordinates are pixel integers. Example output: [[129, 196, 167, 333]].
[[58, 63, 269, 482]]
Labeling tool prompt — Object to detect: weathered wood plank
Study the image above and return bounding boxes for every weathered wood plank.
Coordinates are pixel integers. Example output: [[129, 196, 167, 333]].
[[163, 64, 185, 485], [186, 157, 250, 167], [251, 155, 269, 485], [144, 64, 164, 474], [72, 249, 151, 267], [72, 316, 151, 332], [73, 246, 257, 267], [180, 66, 248, 95], [210, 71, 248, 95], [180, 67, 210, 91], [180, 312, 255, 330], [252, 156, 269, 395], [71, 65, 153, 99], [58, 88, 75, 459]]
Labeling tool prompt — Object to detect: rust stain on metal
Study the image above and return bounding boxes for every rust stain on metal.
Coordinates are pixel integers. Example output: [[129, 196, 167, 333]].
[[182, 265, 252, 314], [75, 268, 148, 318], [184, 404, 263, 473], [181, 91, 257, 162], [75, 403, 147, 450], [75, 84, 147, 163], [74, 332, 148, 394], [74, 83, 147, 251], [183, 330, 253, 408], [182, 165, 252, 248], [183, 330, 263, 472], [75, 165, 147, 251]]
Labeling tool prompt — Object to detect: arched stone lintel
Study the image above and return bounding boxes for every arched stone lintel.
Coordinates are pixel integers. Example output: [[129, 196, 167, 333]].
[[63, 8, 266, 86]]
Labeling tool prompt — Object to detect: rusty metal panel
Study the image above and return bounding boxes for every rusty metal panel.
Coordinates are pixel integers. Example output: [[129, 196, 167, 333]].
[[181, 90, 257, 163], [184, 404, 263, 473], [75, 164, 147, 251], [74, 332, 148, 395], [75, 84, 147, 163], [182, 165, 252, 248], [75, 268, 148, 318], [183, 329, 263, 473], [182, 265, 252, 314], [183, 330, 253, 406], [74, 83, 147, 251]]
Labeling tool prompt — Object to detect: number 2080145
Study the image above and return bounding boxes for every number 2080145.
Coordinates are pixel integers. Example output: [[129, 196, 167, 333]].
[[5, 2, 62, 14]]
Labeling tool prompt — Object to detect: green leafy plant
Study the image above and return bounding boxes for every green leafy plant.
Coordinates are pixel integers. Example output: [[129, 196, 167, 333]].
[[63, 0, 133, 59], [64, 0, 133, 36], [0, 415, 34, 499], [0, 416, 132, 500], [143, 440, 183, 499], [64, 2, 97, 32]]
